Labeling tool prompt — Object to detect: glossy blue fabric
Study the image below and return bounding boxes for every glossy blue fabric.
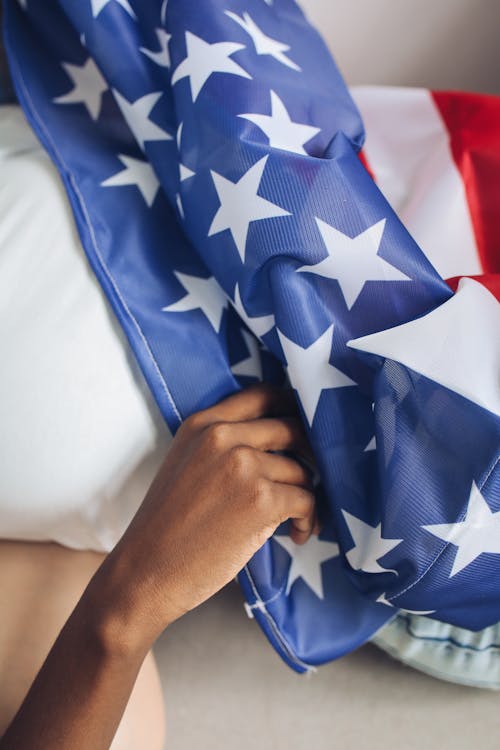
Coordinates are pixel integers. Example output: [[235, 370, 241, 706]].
[[5, 0, 499, 672]]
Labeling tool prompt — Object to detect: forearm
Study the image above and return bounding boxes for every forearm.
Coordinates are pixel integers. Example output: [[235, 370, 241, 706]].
[[0, 385, 314, 749], [0, 556, 151, 750]]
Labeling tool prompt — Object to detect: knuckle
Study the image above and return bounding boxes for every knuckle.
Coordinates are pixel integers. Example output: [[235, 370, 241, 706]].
[[228, 444, 255, 475], [248, 477, 272, 517], [254, 477, 271, 508], [182, 411, 205, 434], [204, 421, 231, 452]]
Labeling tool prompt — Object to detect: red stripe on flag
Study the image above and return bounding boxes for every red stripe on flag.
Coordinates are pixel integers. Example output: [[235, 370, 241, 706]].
[[447, 273, 500, 302], [432, 91, 500, 276]]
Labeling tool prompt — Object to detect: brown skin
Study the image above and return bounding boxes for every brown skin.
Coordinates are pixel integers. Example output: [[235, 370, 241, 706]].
[[0, 541, 166, 749], [0, 384, 317, 750]]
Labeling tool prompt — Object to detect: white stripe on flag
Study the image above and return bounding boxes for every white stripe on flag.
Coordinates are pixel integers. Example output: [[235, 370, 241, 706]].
[[351, 86, 482, 280]]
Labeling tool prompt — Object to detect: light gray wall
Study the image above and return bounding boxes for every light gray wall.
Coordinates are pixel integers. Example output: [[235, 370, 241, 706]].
[[299, 0, 500, 93]]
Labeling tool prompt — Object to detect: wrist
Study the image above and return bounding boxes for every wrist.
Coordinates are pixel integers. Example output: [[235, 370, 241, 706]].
[[79, 552, 158, 661]]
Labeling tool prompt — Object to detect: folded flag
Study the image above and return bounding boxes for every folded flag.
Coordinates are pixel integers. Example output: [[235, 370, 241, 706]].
[[5, 0, 499, 672]]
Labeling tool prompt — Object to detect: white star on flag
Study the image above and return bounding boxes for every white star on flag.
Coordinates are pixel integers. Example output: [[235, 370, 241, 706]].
[[238, 90, 320, 155], [423, 482, 500, 577], [273, 534, 340, 599], [91, 0, 135, 19], [232, 329, 262, 380], [298, 218, 411, 310], [140, 28, 171, 68], [376, 593, 393, 606], [162, 272, 228, 332], [342, 510, 403, 574], [349, 278, 500, 417], [113, 91, 172, 151], [364, 436, 376, 451], [179, 163, 195, 182], [101, 155, 160, 207], [277, 325, 355, 426], [232, 284, 275, 338], [171, 31, 251, 102], [208, 156, 290, 262], [225, 11, 300, 71], [53, 58, 107, 121]]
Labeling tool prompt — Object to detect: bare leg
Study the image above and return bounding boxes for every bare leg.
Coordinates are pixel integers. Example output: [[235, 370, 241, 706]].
[[0, 540, 166, 750]]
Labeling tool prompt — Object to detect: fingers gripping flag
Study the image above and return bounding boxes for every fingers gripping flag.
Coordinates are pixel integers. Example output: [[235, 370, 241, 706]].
[[5, 0, 499, 671]]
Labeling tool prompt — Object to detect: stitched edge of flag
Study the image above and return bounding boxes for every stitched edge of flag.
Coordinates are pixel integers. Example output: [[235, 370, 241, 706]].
[[238, 565, 314, 673], [4, 12, 184, 436]]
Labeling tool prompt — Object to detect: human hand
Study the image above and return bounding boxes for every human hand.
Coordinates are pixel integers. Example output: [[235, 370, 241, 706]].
[[95, 384, 316, 651]]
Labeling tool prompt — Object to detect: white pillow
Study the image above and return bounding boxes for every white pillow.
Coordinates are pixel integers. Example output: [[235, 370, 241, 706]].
[[0, 106, 172, 552]]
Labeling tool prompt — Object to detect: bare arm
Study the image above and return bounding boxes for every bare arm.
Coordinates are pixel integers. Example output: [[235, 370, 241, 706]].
[[0, 385, 315, 750]]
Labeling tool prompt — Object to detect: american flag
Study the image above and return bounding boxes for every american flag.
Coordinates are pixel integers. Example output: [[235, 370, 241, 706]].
[[5, 0, 499, 671]]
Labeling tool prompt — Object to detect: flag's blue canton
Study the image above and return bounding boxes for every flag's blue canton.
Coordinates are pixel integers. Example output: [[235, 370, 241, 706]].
[[5, 0, 499, 671]]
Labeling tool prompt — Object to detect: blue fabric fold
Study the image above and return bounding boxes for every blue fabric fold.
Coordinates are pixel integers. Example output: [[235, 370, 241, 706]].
[[5, 0, 499, 672]]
